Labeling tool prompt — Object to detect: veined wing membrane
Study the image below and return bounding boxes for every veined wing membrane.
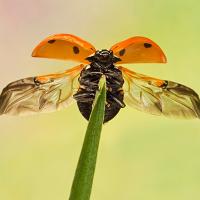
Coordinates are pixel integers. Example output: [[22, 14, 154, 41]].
[[119, 66, 200, 119], [0, 64, 85, 115]]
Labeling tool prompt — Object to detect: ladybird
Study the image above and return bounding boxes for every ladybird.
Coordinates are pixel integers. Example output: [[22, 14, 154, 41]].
[[0, 34, 200, 122]]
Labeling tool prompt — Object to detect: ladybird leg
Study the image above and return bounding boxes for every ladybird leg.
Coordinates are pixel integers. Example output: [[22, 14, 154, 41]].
[[110, 95, 125, 108], [105, 69, 123, 81], [107, 90, 126, 108], [73, 93, 95, 102], [73, 88, 95, 102], [79, 67, 102, 79], [80, 71, 103, 79], [79, 79, 99, 91], [78, 68, 101, 91], [105, 69, 124, 87]]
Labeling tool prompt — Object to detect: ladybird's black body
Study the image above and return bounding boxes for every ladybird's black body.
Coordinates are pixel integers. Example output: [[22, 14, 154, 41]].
[[73, 50, 125, 123]]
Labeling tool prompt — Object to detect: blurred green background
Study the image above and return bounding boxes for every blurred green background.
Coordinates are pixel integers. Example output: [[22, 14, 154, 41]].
[[1, 0, 200, 199]]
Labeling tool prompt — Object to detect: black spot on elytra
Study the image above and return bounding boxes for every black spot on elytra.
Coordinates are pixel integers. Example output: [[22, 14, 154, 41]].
[[161, 80, 168, 88], [119, 49, 126, 56], [144, 43, 152, 48], [48, 39, 56, 44], [73, 46, 79, 54]]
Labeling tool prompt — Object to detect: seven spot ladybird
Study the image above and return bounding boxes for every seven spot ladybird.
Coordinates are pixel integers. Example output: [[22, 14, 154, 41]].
[[0, 34, 200, 122]]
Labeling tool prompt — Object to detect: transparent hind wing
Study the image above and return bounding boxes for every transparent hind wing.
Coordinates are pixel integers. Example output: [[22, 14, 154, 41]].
[[119, 66, 200, 119], [0, 64, 85, 116]]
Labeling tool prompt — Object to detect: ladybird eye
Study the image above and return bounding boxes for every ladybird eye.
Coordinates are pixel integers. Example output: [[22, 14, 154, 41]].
[[144, 43, 152, 48]]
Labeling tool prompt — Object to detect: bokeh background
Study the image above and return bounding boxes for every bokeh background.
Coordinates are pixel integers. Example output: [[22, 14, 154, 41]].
[[1, 0, 200, 199]]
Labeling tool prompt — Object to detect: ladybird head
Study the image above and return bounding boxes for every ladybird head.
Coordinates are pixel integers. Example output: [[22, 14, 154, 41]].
[[86, 49, 121, 64]]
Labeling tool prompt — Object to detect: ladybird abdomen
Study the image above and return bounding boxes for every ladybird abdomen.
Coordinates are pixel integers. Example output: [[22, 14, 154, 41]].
[[73, 65, 125, 123]]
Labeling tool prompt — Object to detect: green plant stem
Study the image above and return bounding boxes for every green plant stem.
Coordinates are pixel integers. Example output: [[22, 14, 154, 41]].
[[69, 77, 106, 200]]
